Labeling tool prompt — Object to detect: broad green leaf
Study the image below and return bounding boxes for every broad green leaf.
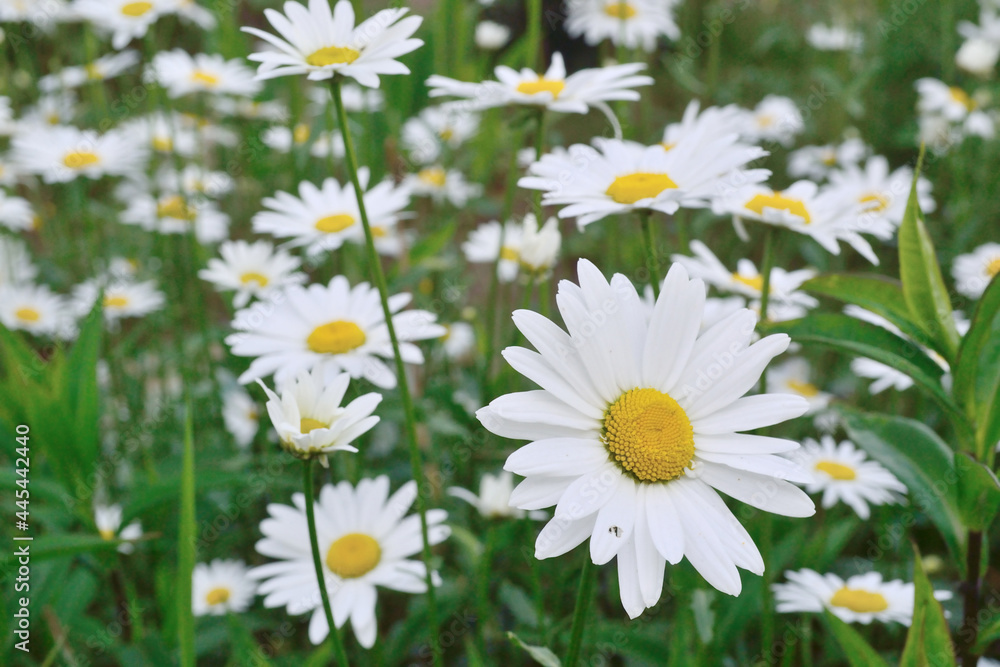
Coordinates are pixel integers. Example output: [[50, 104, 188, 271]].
[[952, 273, 1000, 459], [955, 452, 1000, 531], [507, 631, 561, 667], [900, 544, 957, 667], [822, 610, 890, 667], [178, 407, 196, 667], [897, 156, 960, 361], [839, 408, 966, 572], [59, 299, 104, 482]]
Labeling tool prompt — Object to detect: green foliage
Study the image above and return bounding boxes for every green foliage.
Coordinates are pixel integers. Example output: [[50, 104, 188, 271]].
[[952, 274, 1000, 460], [507, 631, 561, 667], [900, 545, 957, 667], [954, 453, 1000, 532], [822, 610, 891, 667], [178, 408, 197, 667]]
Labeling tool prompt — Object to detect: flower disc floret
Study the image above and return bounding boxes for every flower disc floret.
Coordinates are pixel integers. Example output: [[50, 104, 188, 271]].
[[603, 388, 695, 482]]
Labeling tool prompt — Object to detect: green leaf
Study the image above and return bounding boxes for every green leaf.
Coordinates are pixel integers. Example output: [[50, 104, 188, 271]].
[[839, 407, 966, 572], [178, 407, 196, 667], [897, 155, 960, 361], [59, 298, 104, 483], [951, 273, 1000, 459], [954, 452, 1000, 531], [900, 544, 957, 667], [822, 610, 890, 667], [27, 534, 123, 561], [507, 631, 561, 667], [973, 613, 1000, 653]]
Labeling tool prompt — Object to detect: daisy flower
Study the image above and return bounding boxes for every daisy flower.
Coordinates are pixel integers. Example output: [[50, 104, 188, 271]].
[[403, 166, 482, 207], [39, 50, 140, 92], [766, 358, 833, 415], [564, 0, 681, 52], [916, 78, 980, 122], [0, 0, 70, 23], [956, 7, 1000, 76], [212, 97, 290, 122], [226, 275, 446, 389], [192, 560, 256, 616], [440, 321, 476, 362], [519, 213, 561, 277], [169, 0, 217, 29], [773, 569, 950, 626], [660, 100, 749, 151], [474, 20, 511, 51], [249, 476, 450, 647], [401, 106, 479, 165], [0, 96, 14, 135], [256, 368, 381, 465], [520, 137, 768, 228], [427, 52, 652, 114], [478, 260, 815, 617], [94, 503, 143, 554], [952, 242, 1000, 299], [120, 191, 230, 244], [0, 283, 73, 338], [242, 0, 424, 86], [787, 138, 868, 181], [0, 190, 34, 232], [121, 112, 199, 156], [199, 240, 306, 308], [149, 50, 263, 98], [739, 95, 804, 148], [0, 236, 38, 287], [448, 471, 547, 520], [786, 436, 906, 519], [11, 125, 149, 184], [222, 384, 260, 448], [805, 24, 863, 52], [462, 220, 522, 283], [262, 123, 316, 152], [17, 92, 77, 129], [75, 0, 171, 50], [252, 173, 410, 256], [157, 164, 234, 198], [827, 155, 935, 232], [72, 278, 166, 326], [0, 157, 24, 186]]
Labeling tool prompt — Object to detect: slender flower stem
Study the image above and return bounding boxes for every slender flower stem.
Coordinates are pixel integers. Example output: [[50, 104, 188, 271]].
[[302, 459, 350, 666], [330, 80, 443, 667], [640, 211, 662, 298], [565, 553, 596, 667], [758, 226, 777, 324], [533, 111, 547, 220], [959, 529, 983, 666], [527, 0, 543, 69]]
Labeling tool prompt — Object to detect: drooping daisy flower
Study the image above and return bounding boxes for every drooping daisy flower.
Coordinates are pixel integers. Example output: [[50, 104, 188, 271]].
[[427, 52, 652, 114], [520, 137, 768, 228], [72, 278, 165, 327], [120, 191, 230, 243], [448, 470, 546, 520], [519, 213, 561, 277], [401, 106, 479, 165], [0, 236, 38, 287], [0, 190, 34, 232], [242, 0, 424, 86], [403, 165, 482, 207], [256, 368, 381, 465], [739, 95, 804, 148], [827, 155, 935, 232], [249, 476, 450, 646], [199, 240, 306, 308], [192, 560, 256, 616], [766, 358, 832, 415], [252, 173, 410, 257], [221, 384, 259, 448], [478, 260, 815, 617], [462, 220, 522, 283], [94, 503, 143, 554], [149, 49, 263, 98], [11, 125, 149, 184], [75, 0, 171, 50], [227, 275, 446, 389], [773, 569, 950, 626], [785, 436, 906, 519], [0, 283, 73, 338], [805, 24, 863, 52], [787, 138, 868, 181], [952, 242, 1000, 299], [564, 0, 680, 52], [39, 50, 140, 92]]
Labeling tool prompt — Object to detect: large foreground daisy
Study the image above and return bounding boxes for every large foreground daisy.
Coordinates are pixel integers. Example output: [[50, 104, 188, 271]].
[[477, 260, 815, 618], [249, 477, 450, 647]]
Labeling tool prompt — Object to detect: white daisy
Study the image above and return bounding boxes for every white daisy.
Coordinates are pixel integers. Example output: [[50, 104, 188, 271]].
[[212, 97, 290, 122], [261, 123, 315, 153], [773, 569, 950, 626], [249, 476, 450, 647], [121, 112, 200, 157], [462, 220, 522, 283], [242, 0, 424, 86], [440, 321, 476, 362], [957, 7, 1000, 75], [739, 95, 804, 148], [787, 138, 868, 181], [448, 470, 546, 520], [157, 164, 234, 198], [0, 236, 38, 287], [916, 78, 980, 122], [169, 0, 216, 30], [0, 283, 73, 337], [149, 49, 263, 98], [226, 275, 446, 389], [766, 358, 833, 416], [0, 0, 70, 24], [0, 190, 34, 232], [805, 24, 863, 52], [660, 100, 749, 151], [120, 191, 230, 243], [39, 50, 140, 92], [10, 125, 149, 183], [0, 157, 24, 187], [252, 173, 410, 256], [827, 155, 935, 232], [199, 240, 306, 308], [256, 368, 381, 465], [94, 503, 143, 554], [519, 213, 561, 277], [427, 52, 653, 114], [72, 278, 166, 325], [222, 384, 260, 448], [401, 106, 479, 165], [520, 137, 768, 228], [952, 242, 1000, 299], [403, 165, 482, 207], [75, 0, 172, 50], [192, 560, 256, 616], [564, 0, 680, 52], [474, 20, 510, 50], [478, 260, 815, 618], [786, 436, 906, 519], [0, 96, 14, 136]]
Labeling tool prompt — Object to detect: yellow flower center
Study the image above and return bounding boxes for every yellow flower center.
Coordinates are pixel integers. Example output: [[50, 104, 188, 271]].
[[152, 136, 173, 152], [757, 114, 775, 128], [986, 257, 1000, 277], [859, 192, 890, 213], [315, 214, 355, 233], [372, 225, 388, 238], [604, 1, 637, 19], [190, 70, 219, 87], [99, 528, 116, 540], [63, 151, 101, 169], [744, 192, 812, 223], [418, 167, 447, 188], [306, 320, 366, 355], [500, 246, 519, 262], [822, 152, 837, 166], [830, 587, 888, 613], [815, 460, 857, 481], [516, 78, 566, 98], [157, 195, 197, 221], [732, 273, 764, 292], [949, 87, 975, 111], [660, 141, 676, 151], [606, 172, 678, 205], [787, 379, 820, 397], [205, 587, 231, 605], [293, 123, 311, 144], [439, 128, 454, 141], [239, 271, 269, 287], [300, 417, 328, 434], [104, 295, 130, 308], [15, 307, 40, 323], [306, 46, 361, 67], [603, 388, 695, 483], [325, 533, 381, 579], [31, 215, 42, 231], [121, 1, 153, 17], [85, 64, 102, 80]]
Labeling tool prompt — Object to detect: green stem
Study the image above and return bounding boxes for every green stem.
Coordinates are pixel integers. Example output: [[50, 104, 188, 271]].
[[758, 226, 776, 324], [533, 111, 546, 220], [564, 553, 596, 667], [476, 525, 497, 655], [527, 0, 543, 69], [330, 79, 443, 667], [959, 529, 983, 666], [303, 460, 350, 666], [640, 212, 662, 298]]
